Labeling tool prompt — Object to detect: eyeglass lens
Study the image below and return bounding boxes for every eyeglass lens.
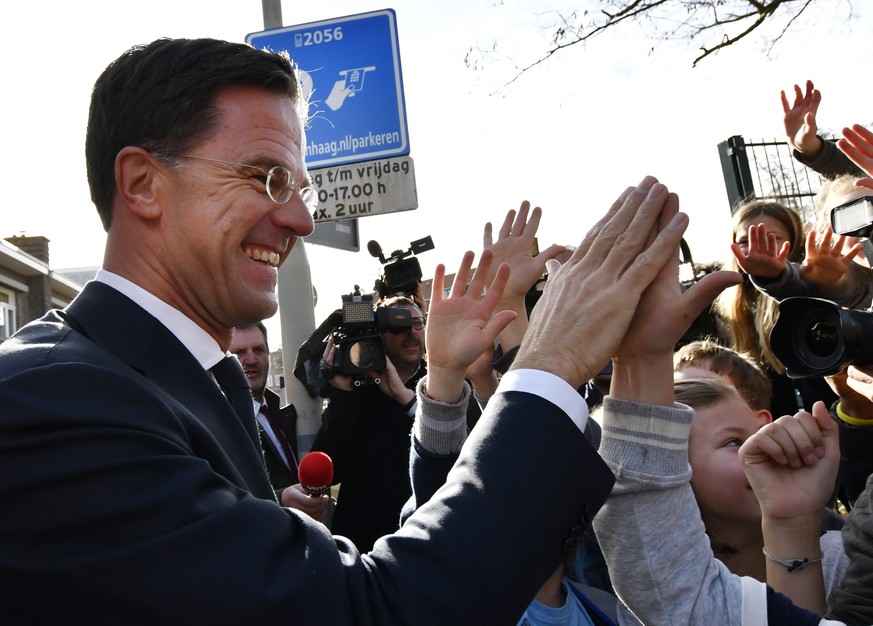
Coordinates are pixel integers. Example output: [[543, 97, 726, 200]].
[[267, 165, 316, 209], [266, 166, 293, 204]]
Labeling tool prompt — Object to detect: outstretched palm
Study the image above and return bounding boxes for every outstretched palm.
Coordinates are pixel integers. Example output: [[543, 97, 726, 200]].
[[425, 250, 516, 378]]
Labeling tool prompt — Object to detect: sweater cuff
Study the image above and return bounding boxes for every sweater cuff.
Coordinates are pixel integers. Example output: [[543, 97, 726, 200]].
[[749, 268, 787, 289], [792, 136, 830, 169], [413, 376, 470, 456], [599, 396, 694, 487]]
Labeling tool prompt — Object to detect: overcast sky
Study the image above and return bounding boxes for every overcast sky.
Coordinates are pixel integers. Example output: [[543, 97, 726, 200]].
[[2, 0, 872, 347]]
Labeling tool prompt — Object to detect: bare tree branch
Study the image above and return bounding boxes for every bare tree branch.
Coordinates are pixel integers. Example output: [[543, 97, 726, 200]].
[[468, 0, 856, 91], [692, 9, 769, 65], [490, 0, 672, 92], [766, 0, 817, 55]]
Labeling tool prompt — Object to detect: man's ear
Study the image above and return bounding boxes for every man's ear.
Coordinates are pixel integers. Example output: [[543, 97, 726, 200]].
[[754, 408, 773, 425], [114, 147, 165, 220]]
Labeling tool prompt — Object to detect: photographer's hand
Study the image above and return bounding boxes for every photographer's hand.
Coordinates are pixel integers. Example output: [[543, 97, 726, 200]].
[[371, 358, 415, 407], [841, 365, 873, 418], [782, 80, 824, 159], [826, 366, 873, 422], [322, 337, 354, 392], [425, 249, 516, 403], [731, 223, 790, 278], [799, 227, 863, 292]]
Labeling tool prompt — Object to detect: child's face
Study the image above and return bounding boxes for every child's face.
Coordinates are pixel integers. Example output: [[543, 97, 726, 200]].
[[689, 394, 769, 527]]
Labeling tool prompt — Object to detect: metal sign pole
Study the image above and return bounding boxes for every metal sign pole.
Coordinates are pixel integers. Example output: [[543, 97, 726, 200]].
[[260, 0, 323, 455], [261, 0, 282, 29], [251, 8, 416, 454]]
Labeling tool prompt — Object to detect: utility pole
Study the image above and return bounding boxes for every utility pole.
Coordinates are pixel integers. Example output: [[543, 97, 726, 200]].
[[258, 0, 323, 455], [261, 0, 282, 29]]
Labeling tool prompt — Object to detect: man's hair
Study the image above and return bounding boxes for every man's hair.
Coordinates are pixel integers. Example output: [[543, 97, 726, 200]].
[[378, 295, 419, 312], [86, 38, 304, 231], [235, 322, 269, 352], [674, 339, 772, 411]]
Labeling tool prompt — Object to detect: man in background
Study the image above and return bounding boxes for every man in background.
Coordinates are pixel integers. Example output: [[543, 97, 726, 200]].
[[231, 322, 328, 521]]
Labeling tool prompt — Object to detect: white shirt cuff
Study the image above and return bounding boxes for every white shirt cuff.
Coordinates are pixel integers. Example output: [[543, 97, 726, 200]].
[[496, 369, 588, 433]]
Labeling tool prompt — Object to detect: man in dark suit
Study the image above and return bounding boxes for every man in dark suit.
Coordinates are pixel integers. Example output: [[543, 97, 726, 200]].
[[231, 322, 328, 521], [0, 36, 691, 624]]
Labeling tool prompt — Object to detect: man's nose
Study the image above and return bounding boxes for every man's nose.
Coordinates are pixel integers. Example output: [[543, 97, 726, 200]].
[[273, 189, 315, 237]]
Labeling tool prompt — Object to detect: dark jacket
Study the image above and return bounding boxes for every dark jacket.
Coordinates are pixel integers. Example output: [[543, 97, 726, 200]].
[[260, 387, 300, 498], [792, 135, 863, 180], [401, 396, 617, 626], [311, 364, 425, 551], [826, 412, 873, 624]]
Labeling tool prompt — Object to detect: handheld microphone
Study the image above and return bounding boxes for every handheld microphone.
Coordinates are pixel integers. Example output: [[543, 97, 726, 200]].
[[298, 451, 334, 497]]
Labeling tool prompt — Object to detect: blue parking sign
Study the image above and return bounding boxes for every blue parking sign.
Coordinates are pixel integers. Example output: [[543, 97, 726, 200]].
[[246, 9, 409, 169]]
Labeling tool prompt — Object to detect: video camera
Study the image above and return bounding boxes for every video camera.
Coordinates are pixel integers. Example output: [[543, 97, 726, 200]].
[[770, 195, 873, 378], [293, 237, 434, 396], [320, 287, 413, 386], [368, 235, 435, 298]]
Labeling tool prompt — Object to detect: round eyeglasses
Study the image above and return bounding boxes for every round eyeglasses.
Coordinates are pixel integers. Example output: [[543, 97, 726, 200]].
[[160, 153, 317, 210]]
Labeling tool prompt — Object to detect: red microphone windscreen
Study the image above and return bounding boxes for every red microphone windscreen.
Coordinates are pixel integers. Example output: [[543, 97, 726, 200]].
[[298, 451, 334, 496]]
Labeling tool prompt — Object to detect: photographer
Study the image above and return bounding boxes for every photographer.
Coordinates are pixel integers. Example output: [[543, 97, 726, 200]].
[[310, 296, 427, 552]]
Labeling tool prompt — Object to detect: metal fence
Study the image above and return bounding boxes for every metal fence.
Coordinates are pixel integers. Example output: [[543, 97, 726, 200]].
[[717, 135, 832, 225]]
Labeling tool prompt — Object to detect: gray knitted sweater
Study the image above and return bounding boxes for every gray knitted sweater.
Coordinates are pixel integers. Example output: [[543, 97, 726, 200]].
[[593, 397, 848, 626]]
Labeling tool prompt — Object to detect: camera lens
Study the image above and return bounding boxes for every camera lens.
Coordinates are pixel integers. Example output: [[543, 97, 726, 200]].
[[772, 297, 848, 378], [805, 319, 839, 358], [348, 340, 380, 371], [772, 296, 873, 378]]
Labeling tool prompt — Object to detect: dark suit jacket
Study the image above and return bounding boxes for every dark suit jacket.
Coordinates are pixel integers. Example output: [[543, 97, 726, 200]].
[[0, 281, 615, 625], [260, 388, 299, 496], [311, 364, 425, 551]]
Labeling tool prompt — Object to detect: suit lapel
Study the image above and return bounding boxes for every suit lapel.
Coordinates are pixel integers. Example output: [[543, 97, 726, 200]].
[[265, 390, 298, 457], [261, 392, 299, 473], [257, 416, 285, 465]]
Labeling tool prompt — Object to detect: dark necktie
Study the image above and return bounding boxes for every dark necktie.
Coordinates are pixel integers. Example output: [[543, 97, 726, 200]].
[[211, 355, 259, 447], [260, 404, 298, 471]]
